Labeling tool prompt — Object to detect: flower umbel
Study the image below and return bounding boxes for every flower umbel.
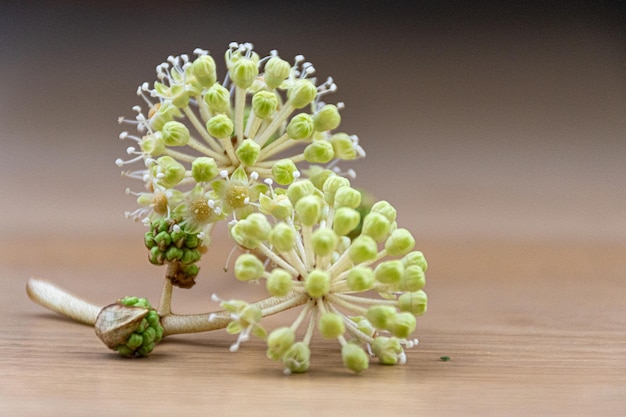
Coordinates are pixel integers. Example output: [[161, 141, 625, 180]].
[[223, 176, 428, 373]]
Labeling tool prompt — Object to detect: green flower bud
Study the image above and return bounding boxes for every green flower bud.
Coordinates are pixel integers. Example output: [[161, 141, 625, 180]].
[[234, 253, 265, 281], [206, 114, 234, 139], [230, 222, 259, 249], [264, 56, 291, 89], [282, 341, 310, 374], [322, 175, 350, 205], [144, 231, 156, 249], [304, 166, 335, 190], [304, 140, 334, 164], [286, 113, 315, 139], [318, 312, 345, 339], [341, 343, 369, 373], [362, 212, 391, 242], [271, 159, 299, 185], [313, 104, 341, 132], [392, 312, 417, 339], [370, 200, 397, 223], [330, 133, 357, 160], [165, 246, 183, 262], [333, 207, 361, 236], [371, 336, 404, 365], [385, 228, 415, 256], [401, 265, 426, 292], [351, 316, 376, 338], [349, 235, 378, 264], [260, 193, 293, 220], [191, 156, 218, 182], [231, 58, 258, 89], [346, 266, 375, 291], [189, 54, 217, 87], [403, 251, 428, 272], [154, 230, 172, 250], [149, 102, 182, 131], [269, 222, 296, 253], [295, 195, 323, 227], [236, 138, 261, 166], [240, 213, 272, 242], [149, 245, 164, 265], [185, 233, 200, 249], [311, 228, 338, 257], [366, 305, 397, 331], [180, 248, 201, 265], [266, 268, 293, 297], [181, 263, 199, 277], [334, 186, 361, 209], [252, 90, 278, 119], [288, 79, 317, 109], [154, 156, 186, 188], [287, 180, 315, 205], [374, 260, 404, 285], [204, 83, 231, 114], [304, 269, 330, 298], [140, 135, 165, 157], [398, 291, 428, 316], [266, 327, 296, 361]]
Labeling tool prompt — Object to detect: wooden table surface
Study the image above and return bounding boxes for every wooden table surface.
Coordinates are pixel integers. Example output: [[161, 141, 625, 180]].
[[1, 236, 624, 416]]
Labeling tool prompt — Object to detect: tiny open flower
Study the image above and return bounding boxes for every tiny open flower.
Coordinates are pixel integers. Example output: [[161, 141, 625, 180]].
[[209, 295, 267, 352], [224, 175, 428, 373], [118, 42, 365, 247]]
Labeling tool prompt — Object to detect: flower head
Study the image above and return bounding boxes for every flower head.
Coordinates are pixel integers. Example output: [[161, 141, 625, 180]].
[[222, 175, 428, 373]]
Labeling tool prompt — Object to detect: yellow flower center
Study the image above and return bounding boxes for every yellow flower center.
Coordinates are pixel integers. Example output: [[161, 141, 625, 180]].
[[190, 199, 212, 222], [151, 192, 169, 215], [226, 182, 249, 209]]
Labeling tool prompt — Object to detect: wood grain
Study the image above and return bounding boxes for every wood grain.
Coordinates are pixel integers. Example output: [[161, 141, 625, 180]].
[[1, 237, 625, 416]]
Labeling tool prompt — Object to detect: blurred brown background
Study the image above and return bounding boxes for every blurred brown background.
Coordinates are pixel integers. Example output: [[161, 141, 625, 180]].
[[1, 1, 624, 243]]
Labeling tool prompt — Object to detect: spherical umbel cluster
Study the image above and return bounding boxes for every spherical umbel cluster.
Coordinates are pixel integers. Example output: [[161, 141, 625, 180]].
[[223, 174, 428, 373]]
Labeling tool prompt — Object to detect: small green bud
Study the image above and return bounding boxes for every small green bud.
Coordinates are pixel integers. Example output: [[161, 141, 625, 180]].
[[371, 336, 404, 365], [398, 291, 428, 316], [266, 268, 293, 297], [231, 222, 259, 249], [271, 159, 299, 185], [149, 245, 164, 265], [165, 246, 183, 262], [351, 316, 376, 338], [184, 233, 200, 249], [287, 180, 315, 205], [169, 84, 190, 108], [401, 265, 426, 292], [204, 83, 231, 114], [385, 228, 415, 256], [266, 327, 296, 360], [191, 156, 218, 182], [318, 312, 345, 339], [311, 228, 338, 257], [304, 166, 335, 190], [149, 102, 182, 131], [239, 213, 272, 242], [403, 251, 428, 272], [374, 260, 404, 285], [304, 269, 330, 298], [334, 186, 361, 209], [329, 133, 357, 160], [144, 231, 156, 249], [180, 248, 201, 264], [252, 90, 278, 119], [140, 135, 165, 157], [259, 193, 293, 220], [348, 235, 378, 264], [313, 104, 341, 132], [304, 140, 335, 164], [370, 200, 397, 223], [288, 79, 317, 109], [366, 305, 397, 331], [181, 263, 199, 277], [295, 195, 323, 227], [362, 212, 391, 242], [392, 312, 417, 339], [264, 56, 291, 89], [189, 54, 217, 87], [286, 113, 314, 139], [234, 253, 265, 281], [322, 175, 350, 205], [346, 266, 375, 291], [269, 222, 296, 253], [282, 342, 310, 374], [236, 138, 261, 166], [231, 58, 259, 89], [206, 114, 234, 139], [154, 230, 172, 250], [341, 343, 369, 373], [154, 156, 186, 188], [332, 207, 361, 236]]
